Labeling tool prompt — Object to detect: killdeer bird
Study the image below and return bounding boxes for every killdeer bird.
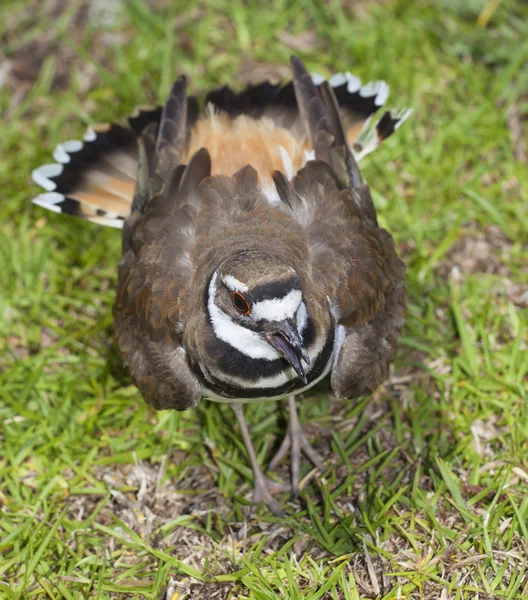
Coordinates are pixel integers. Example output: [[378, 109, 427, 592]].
[[32, 57, 410, 515]]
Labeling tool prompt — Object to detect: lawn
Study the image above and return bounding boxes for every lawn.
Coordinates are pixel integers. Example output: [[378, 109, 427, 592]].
[[0, 0, 527, 598]]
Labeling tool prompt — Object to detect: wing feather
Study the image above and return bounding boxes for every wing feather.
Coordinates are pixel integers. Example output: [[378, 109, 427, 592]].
[[285, 58, 407, 400]]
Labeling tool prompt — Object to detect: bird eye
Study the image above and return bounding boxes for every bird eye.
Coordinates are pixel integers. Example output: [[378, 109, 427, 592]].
[[232, 292, 251, 315]]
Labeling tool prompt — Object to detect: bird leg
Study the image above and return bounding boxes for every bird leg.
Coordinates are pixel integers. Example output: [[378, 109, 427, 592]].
[[267, 395, 326, 499], [231, 403, 289, 517]]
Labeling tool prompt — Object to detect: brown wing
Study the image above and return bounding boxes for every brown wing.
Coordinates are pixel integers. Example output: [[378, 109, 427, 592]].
[[114, 212, 203, 410], [113, 82, 210, 411], [281, 58, 407, 399], [331, 227, 406, 399], [285, 165, 406, 400]]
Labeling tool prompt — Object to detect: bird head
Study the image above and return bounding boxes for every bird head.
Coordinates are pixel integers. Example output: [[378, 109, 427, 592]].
[[207, 251, 310, 383]]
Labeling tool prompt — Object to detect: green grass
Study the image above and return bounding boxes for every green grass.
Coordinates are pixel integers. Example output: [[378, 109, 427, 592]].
[[1, 0, 527, 598]]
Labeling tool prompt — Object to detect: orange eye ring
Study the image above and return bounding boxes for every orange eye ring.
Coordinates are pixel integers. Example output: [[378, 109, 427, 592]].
[[232, 292, 251, 315]]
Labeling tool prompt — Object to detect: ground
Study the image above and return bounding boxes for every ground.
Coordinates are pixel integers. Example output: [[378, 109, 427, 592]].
[[0, 0, 527, 598]]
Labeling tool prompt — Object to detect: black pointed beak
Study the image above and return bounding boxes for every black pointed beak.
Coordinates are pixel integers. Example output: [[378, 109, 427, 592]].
[[266, 319, 310, 384]]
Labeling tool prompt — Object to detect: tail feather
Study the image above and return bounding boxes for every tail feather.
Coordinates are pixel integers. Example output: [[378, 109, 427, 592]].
[[32, 191, 124, 228], [205, 67, 410, 160], [32, 61, 411, 228], [290, 57, 362, 191], [312, 71, 412, 159], [31, 115, 157, 227], [353, 107, 413, 161]]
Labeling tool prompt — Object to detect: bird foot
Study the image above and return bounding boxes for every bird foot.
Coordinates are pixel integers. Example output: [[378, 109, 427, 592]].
[[251, 471, 290, 517], [231, 398, 326, 516], [267, 428, 326, 473], [231, 402, 290, 516], [267, 397, 326, 499]]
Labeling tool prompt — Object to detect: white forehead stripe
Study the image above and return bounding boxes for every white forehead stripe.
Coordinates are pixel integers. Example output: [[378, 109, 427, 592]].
[[252, 289, 302, 322], [222, 275, 248, 293]]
